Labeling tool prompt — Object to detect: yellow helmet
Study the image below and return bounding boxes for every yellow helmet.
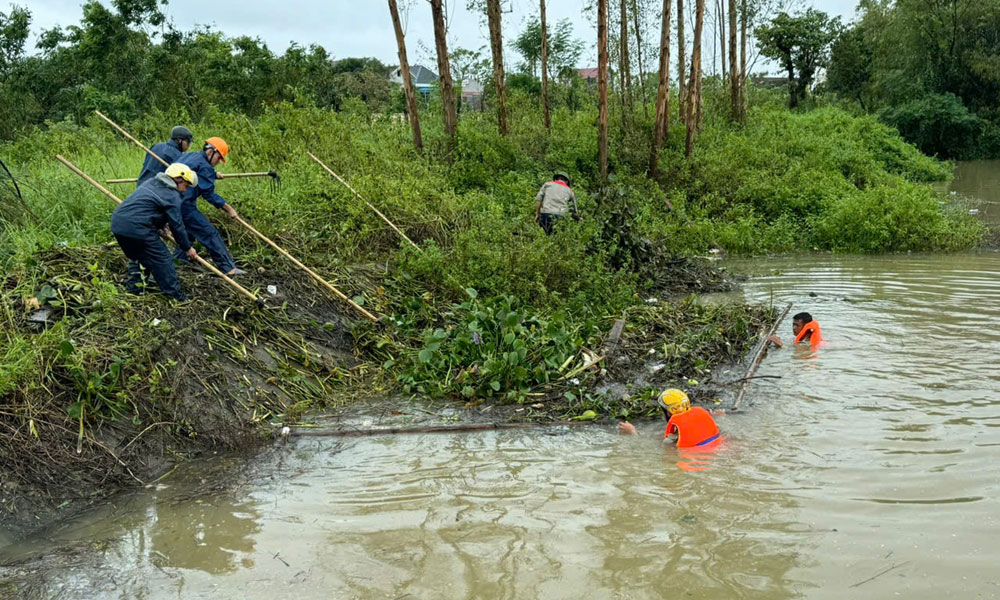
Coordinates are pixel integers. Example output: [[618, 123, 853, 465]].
[[164, 163, 198, 187], [657, 389, 691, 415]]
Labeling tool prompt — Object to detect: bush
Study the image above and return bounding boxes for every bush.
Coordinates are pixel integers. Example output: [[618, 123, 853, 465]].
[[880, 93, 986, 159]]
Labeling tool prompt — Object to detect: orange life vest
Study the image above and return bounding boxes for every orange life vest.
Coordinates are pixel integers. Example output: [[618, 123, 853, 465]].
[[794, 320, 823, 345], [665, 406, 720, 448]]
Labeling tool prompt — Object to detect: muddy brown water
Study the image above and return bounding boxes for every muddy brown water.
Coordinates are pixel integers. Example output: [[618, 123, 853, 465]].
[[4, 250, 1000, 599], [935, 159, 1000, 227]]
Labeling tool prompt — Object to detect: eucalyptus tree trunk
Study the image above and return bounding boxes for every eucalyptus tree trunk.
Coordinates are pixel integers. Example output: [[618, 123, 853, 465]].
[[677, 0, 686, 119], [388, 0, 422, 150], [632, 0, 649, 118], [684, 0, 704, 157], [598, 0, 610, 181], [487, 0, 509, 135], [718, 0, 726, 81], [619, 0, 633, 129], [649, 0, 671, 176], [739, 0, 747, 121], [429, 0, 457, 139], [540, 0, 551, 130], [728, 0, 740, 120]]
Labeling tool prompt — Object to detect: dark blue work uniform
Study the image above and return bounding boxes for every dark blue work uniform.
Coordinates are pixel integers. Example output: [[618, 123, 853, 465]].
[[172, 151, 237, 273], [136, 139, 184, 186], [110, 173, 193, 301]]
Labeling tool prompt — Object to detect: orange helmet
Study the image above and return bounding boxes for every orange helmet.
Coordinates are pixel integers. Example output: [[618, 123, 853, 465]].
[[204, 137, 229, 162]]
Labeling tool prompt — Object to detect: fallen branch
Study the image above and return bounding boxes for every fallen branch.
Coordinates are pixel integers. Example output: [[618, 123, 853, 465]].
[[285, 420, 600, 438], [730, 302, 792, 412], [849, 561, 911, 588]]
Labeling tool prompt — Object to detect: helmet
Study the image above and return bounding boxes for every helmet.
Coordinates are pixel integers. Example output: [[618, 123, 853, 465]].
[[170, 126, 193, 142], [164, 163, 198, 187], [553, 171, 571, 186], [204, 137, 229, 162], [657, 389, 691, 415]]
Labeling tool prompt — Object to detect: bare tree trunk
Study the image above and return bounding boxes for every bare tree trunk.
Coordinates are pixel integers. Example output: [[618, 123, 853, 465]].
[[388, 0, 422, 150], [684, 0, 704, 157], [540, 0, 551, 131], [598, 0, 610, 181], [739, 0, 747, 121], [631, 0, 649, 118], [728, 0, 739, 120], [429, 0, 457, 139], [649, 0, 671, 176], [718, 0, 726, 81], [486, 0, 509, 136], [619, 0, 633, 130], [677, 0, 686, 120]]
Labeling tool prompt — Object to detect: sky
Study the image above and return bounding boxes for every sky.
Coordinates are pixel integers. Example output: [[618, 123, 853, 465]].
[[24, 0, 860, 76]]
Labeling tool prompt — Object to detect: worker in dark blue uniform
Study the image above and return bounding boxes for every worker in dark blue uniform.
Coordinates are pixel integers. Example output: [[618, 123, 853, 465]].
[[111, 164, 200, 301], [136, 126, 194, 186], [174, 137, 245, 276]]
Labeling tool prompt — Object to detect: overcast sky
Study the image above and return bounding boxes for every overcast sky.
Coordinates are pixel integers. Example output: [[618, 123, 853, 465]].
[[25, 0, 859, 76]]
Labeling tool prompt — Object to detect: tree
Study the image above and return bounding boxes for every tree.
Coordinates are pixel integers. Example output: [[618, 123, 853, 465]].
[[826, 24, 874, 110], [540, 0, 550, 130], [389, 0, 424, 144], [677, 0, 686, 118], [649, 0, 671, 175], [429, 0, 458, 139], [511, 18, 583, 78], [598, 0, 609, 180], [0, 5, 30, 74], [632, 0, 649, 117], [728, 0, 739, 120], [756, 9, 840, 108], [486, 0, 508, 135], [619, 0, 633, 127], [684, 0, 704, 157]]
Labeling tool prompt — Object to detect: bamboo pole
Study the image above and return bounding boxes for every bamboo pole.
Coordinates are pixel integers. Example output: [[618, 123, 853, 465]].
[[729, 301, 792, 412], [230, 214, 378, 322], [285, 420, 600, 438], [94, 115, 374, 321], [307, 152, 420, 250], [54, 155, 261, 305], [107, 172, 277, 184], [96, 111, 167, 167]]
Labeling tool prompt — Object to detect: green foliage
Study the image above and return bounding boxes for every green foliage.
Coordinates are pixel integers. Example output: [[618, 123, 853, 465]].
[[880, 93, 987, 159], [825, 0, 1000, 158], [511, 17, 584, 77], [398, 290, 595, 402], [756, 9, 841, 108]]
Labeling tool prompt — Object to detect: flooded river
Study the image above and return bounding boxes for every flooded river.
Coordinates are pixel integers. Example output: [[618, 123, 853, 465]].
[[4, 251, 1000, 599], [938, 159, 1000, 227]]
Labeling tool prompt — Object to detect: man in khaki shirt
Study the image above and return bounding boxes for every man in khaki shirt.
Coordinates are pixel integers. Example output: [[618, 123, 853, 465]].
[[534, 172, 580, 234]]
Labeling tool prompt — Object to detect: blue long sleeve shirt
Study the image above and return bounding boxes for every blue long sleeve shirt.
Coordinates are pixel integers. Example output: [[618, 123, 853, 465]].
[[136, 139, 184, 186], [110, 173, 192, 251], [176, 151, 227, 209]]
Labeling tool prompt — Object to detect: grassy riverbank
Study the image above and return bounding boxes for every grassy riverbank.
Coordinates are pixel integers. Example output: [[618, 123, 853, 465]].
[[0, 94, 981, 534]]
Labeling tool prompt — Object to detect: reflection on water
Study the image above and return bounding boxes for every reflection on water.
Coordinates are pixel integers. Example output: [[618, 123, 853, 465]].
[[936, 159, 1000, 227], [3, 253, 1000, 599]]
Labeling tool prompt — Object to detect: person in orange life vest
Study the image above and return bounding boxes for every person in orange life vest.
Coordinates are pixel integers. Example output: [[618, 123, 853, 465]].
[[618, 389, 722, 448], [767, 312, 823, 348]]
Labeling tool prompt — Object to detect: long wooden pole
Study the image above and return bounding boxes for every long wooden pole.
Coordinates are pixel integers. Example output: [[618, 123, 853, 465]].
[[95, 114, 376, 321], [231, 214, 378, 322], [730, 302, 792, 412], [307, 152, 419, 250], [286, 420, 600, 438], [597, 0, 610, 181], [54, 155, 261, 305], [107, 172, 277, 184]]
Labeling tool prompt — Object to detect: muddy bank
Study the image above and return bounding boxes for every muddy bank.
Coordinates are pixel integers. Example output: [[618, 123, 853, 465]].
[[0, 244, 366, 538], [0, 249, 764, 540]]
